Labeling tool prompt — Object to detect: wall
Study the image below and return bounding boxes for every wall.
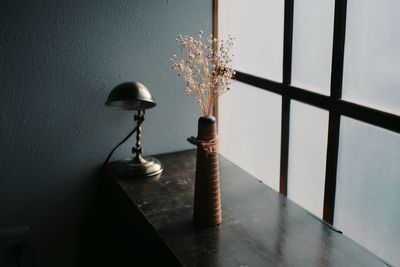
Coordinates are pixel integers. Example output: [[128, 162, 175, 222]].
[[0, 0, 212, 266]]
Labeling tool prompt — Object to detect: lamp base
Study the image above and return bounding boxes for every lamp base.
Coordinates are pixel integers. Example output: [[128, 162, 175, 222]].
[[111, 156, 163, 179]]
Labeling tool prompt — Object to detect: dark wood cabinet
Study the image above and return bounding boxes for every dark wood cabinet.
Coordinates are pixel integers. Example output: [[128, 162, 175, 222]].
[[85, 150, 389, 267]]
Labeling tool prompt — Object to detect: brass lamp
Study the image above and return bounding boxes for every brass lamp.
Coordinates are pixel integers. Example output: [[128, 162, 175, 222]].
[[105, 82, 163, 178]]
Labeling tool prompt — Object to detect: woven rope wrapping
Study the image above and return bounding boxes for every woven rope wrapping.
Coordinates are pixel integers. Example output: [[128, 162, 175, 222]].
[[187, 136, 218, 155]]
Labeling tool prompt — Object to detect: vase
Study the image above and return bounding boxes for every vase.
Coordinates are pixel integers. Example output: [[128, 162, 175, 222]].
[[192, 116, 222, 228]]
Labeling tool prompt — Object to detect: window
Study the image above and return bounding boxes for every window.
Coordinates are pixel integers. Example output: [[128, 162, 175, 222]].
[[218, 0, 400, 265]]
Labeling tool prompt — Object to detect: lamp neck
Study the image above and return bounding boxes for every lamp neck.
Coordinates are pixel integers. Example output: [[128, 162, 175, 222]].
[[132, 110, 145, 162]]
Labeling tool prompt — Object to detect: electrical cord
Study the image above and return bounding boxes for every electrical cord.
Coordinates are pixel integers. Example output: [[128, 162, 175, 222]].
[[78, 123, 141, 265], [85, 122, 141, 217], [102, 123, 140, 169]]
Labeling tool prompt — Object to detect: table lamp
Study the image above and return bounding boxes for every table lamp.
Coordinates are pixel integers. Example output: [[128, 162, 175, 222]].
[[105, 82, 163, 178]]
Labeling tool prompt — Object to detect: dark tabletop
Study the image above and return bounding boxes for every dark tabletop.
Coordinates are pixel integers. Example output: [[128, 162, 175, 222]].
[[111, 150, 389, 267]]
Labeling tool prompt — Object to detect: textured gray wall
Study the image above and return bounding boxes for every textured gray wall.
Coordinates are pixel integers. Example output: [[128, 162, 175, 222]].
[[0, 0, 212, 266]]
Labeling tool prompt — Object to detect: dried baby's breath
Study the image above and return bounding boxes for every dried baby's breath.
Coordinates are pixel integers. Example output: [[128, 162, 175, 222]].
[[169, 31, 235, 117]]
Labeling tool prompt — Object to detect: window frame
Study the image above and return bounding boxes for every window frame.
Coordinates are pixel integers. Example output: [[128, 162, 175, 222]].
[[214, 0, 400, 224]]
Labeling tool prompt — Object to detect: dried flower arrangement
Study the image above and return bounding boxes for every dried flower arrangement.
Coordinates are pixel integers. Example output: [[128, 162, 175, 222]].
[[169, 31, 235, 117]]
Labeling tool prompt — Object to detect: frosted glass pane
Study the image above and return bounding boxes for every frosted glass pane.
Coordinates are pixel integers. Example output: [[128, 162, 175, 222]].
[[219, 82, 281, 191], [219, 0, 284, 81], [287, 101, 329, 217], [291, 0, 335, 95], [343, 0, 400, 115], [335, 117, 400, 266]]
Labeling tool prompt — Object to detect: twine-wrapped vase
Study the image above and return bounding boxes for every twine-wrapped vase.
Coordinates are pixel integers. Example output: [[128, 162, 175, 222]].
[[189, 116, 221, 228]]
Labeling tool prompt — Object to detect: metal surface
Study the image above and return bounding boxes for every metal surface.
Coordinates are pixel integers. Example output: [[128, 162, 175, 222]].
[[109, 156, 163, 179], [323, 0, 348, 224], [132, 110, 145, 161], [111, 150, 390, 267], [279, 0, 294, 196], [279, 98, 290, 196], [105, 83, 163, 178], [106, 110, 163, 179], [105, 82, 156, 110], [323, 112, 341, 223], [234, 71, 400, 133]]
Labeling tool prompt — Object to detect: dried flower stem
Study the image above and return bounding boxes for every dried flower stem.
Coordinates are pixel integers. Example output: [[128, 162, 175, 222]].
[[169, 31, 235, 117]]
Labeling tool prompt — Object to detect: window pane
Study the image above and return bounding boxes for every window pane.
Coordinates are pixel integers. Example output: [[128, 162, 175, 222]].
[[287, 101, 329, 217], [219, 0, 284, 82], [335, 117, 400, 266], [343, 0, 400, 115], [291, 0, 335, 95], [219, 82, 281, 191]]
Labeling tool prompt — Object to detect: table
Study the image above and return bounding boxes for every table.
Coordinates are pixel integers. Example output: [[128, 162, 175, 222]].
[[108, 150, 389, 267]]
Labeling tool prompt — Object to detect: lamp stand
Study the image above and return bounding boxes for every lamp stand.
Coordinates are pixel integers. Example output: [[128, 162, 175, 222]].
[[112, 110, 164, 178]]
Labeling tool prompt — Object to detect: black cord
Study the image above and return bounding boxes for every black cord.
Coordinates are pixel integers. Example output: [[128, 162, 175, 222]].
[[78, 122, 141, 266], [86, 122, 141, 215], [102, 123, 140, 168]]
